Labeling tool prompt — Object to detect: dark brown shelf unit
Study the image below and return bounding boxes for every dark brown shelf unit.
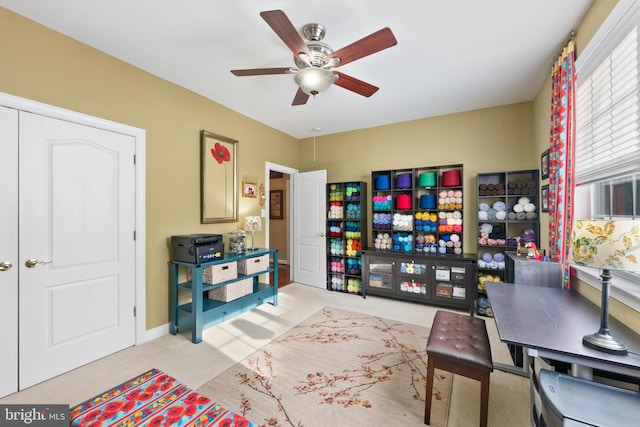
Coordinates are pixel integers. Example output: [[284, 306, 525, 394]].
[[326, 181, 368, 295], [476, 169, 540, 316], [370, 164, 464, 255]]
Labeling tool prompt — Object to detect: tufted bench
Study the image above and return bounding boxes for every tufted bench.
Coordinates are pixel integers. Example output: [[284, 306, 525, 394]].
[[424, 310, 493, 427]]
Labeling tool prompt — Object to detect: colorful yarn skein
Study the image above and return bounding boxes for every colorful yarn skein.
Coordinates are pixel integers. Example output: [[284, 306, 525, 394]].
[[345, 221, 361, 239], [372, 212, 392, 229], [392, 232, 413, 252], [345, 238, 361, 257], [392, 213, 413, 231], [330, 274, 344, 291], [345, 182, 360, 201], [347, 278, 362, 294], [372, 195, 392, 211], [374, 232, 393, 250], [329, 257, 344, 273], [329, 239, 344, 256], [346, 203, 361, 219], [328, 183, 344, 201], [346, 258, 362, 275], [328, 201, 343, 219], [327, 221, 343, 237]]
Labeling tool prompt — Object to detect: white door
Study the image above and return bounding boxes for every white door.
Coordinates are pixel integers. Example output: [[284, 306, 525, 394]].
[[18, 112, 137, 389], [0, 106, 19, 398], [292, 170, 327, 287]]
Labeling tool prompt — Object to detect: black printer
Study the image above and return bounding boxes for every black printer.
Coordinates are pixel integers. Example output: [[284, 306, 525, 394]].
[[171, 234, 224, 263]]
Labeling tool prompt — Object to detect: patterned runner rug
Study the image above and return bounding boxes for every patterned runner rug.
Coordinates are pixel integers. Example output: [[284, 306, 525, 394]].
[[197, 307, 452, 426]]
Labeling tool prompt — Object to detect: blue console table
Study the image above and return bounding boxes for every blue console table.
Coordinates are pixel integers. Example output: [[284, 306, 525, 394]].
[[170, 248, 278, 343]]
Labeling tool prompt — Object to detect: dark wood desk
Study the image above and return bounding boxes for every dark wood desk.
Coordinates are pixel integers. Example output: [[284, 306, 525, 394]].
[[485, 282, 640, 379]]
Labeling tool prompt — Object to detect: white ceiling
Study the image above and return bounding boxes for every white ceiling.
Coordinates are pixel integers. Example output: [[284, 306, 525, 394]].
[[0, 0, 593, 139]]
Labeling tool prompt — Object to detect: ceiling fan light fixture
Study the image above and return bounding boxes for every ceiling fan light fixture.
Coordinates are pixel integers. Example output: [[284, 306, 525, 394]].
[[294, 67, 336, 96]]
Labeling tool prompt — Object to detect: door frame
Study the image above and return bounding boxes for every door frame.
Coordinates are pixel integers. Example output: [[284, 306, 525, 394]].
[[265, 162, 298, 283], [0, 91, 147, 345]]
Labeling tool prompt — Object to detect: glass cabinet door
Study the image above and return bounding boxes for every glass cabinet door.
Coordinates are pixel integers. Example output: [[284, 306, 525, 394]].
[[432, 264, 469, 302], [397, 261, 428, 295], [367, 257, 394, 290]]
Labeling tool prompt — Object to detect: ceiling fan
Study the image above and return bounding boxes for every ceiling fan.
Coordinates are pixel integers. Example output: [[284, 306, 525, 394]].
[[231, 10, 398, 106]]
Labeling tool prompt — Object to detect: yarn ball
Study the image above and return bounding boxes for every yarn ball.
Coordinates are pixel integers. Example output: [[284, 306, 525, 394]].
[[492, 201, 506, 211], [493, 252, 505, 262], [478, 203, 490, 212], [480, 223, 493, 234], [495, 210, 507, 220], [524, 203, 536, 213], [482, 252, 493, 263], [518, 197, 530, 205]]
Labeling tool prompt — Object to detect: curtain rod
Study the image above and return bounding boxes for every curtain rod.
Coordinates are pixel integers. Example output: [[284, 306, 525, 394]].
[[551, 30, 577, 68]]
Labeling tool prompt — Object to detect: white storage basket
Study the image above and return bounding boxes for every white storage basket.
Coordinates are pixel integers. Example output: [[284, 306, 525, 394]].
[[187, 261, 237, 285], [207, 278, 253, 302], [238, 255, 269, 275]]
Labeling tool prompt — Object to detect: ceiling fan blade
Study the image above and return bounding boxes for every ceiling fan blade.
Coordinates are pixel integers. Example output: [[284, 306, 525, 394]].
[[231, 67, 294, 76], [260, 10, 310, 62], [292, 87, 310, 106], [328, 27, 397, 67], [333, 71, 379, 97]]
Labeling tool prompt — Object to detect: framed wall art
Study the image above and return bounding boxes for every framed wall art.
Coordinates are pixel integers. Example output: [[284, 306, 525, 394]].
[[201, 130, 238, 223], [243, 181, 257, 198], [541, 149, 550, 180], [270, 190, 283, 219], [541, 184, 549, 212]]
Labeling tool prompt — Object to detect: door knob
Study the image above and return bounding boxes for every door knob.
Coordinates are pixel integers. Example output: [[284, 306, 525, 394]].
[[318, 232, 325, 237], [0, 261, 12, 271], [25, 259, 52, 268]]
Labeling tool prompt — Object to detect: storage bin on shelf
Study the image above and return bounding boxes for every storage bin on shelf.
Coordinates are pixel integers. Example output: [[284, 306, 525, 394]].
[[207, 278, 253, 302], [187, 260, 237, 284], [238, 255, 269, 275]]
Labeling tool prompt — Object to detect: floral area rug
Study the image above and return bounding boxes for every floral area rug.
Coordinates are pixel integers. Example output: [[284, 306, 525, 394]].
[[197, 307, 451, 427]]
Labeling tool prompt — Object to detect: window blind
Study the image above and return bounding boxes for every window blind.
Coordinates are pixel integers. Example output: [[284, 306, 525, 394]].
[[575, 25, 640, 184]]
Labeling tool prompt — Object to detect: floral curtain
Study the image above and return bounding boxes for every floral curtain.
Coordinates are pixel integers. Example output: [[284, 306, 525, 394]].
[[548, 39, 576, 289]]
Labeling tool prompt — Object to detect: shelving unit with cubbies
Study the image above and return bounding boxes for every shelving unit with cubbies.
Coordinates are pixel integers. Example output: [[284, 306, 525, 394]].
[[475, 169, 540, 316], [370, 164, 464, 255], [326, 181, 368, 295]]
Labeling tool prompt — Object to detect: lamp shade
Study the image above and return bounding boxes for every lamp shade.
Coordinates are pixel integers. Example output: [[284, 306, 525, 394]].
[[294, 67, 337, 95], [567, 219, 640, 355], [567, 220, 640, 271], [244, 216, 262, 232]]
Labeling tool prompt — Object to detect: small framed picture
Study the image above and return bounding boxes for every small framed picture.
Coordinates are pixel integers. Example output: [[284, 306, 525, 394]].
[[270, 190, 283, 219], [541, 184, 549, 212], [541, 149, 550, 180], [243, 181, 257, 198]]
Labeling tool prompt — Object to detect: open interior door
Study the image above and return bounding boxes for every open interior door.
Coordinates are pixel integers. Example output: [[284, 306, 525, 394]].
[[292, 170, 327, 288]]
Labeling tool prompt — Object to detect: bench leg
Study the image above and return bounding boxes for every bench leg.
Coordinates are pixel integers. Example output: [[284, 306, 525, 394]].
[[480, 371, 490, 427], [424, 355, 435, 425]]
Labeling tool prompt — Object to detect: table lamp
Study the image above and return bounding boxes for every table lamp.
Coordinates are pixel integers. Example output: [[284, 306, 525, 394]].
[[243, 216, 262, 251], [567, 219, 640, 355]]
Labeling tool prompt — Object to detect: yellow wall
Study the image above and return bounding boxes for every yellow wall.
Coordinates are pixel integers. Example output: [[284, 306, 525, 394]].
[[299, 103, 537, 255], [0, 8, 299, 330]]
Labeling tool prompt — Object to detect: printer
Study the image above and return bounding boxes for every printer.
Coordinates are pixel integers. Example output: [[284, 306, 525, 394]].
[[171, 234, 224, 263], [539, 369, 640, 427]]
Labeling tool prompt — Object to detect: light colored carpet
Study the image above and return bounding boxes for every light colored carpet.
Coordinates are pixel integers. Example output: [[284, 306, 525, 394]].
[[198, 307, 452, 427], [0, 283, 530, 426]]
